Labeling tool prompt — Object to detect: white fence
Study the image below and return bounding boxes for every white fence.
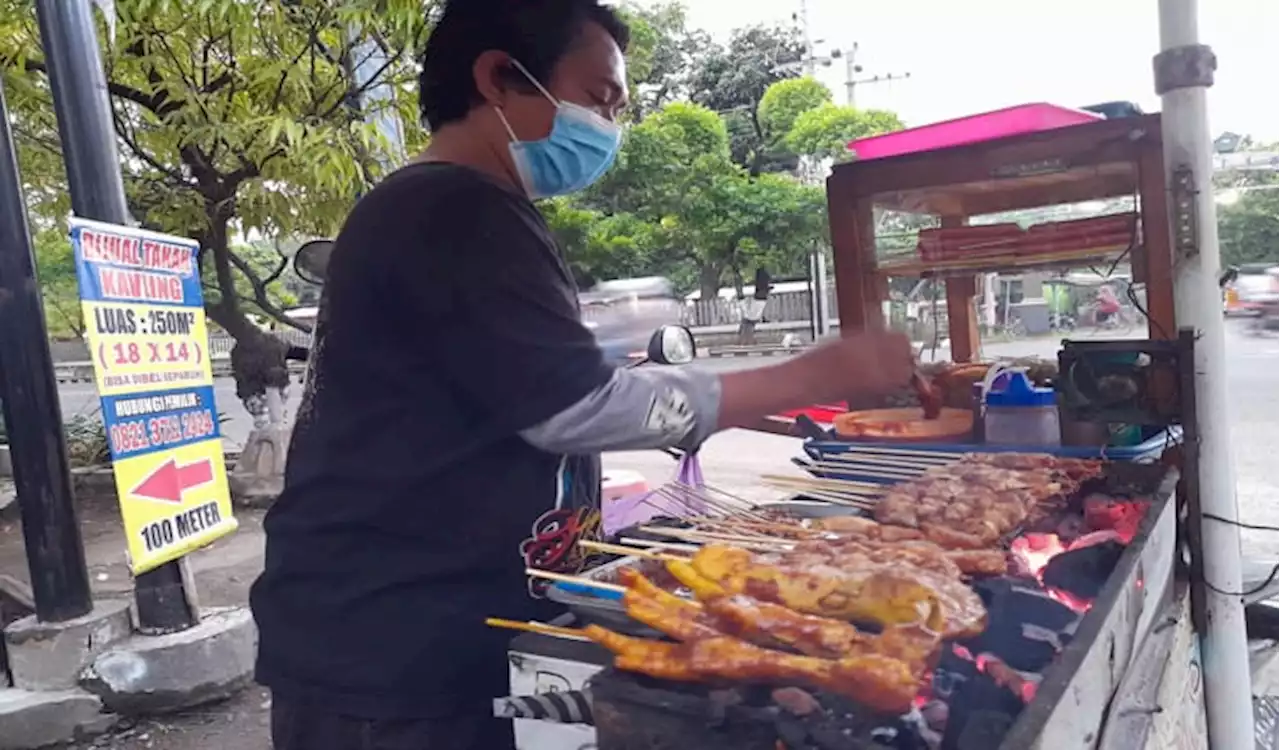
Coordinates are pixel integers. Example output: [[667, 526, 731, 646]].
[[680, 288, 839, 328]]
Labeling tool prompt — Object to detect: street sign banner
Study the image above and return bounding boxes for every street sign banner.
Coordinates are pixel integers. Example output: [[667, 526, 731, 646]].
[[70, 217, 237, 573]]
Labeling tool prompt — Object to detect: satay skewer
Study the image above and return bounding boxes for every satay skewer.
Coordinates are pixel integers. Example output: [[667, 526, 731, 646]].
[[485, 618, 592, 641], [796, 459, 924, 480], [578, 540, 687, 561], [524, 568, 626, 593], [760, 473, 885, 493], [820, 452, 954, 470]]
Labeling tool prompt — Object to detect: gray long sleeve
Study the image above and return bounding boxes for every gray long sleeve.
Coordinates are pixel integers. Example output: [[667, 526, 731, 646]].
[[518, 366, 722, 454]]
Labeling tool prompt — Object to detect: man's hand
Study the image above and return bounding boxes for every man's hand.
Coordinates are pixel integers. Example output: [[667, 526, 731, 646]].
[[715, 330, 917, 430], [791, 330, 916, 403]]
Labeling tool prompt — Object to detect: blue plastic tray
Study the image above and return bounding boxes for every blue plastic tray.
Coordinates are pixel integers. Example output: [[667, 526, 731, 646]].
[[802, 426, 1183, 485]]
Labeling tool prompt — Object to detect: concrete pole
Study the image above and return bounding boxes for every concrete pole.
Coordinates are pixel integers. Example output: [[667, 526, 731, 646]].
[[1153, 1, 1253, 746]]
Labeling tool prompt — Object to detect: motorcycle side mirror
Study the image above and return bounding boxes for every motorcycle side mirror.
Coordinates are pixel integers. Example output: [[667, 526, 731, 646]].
[[294, 239, 335, 286], [646, 325, 696, 365]]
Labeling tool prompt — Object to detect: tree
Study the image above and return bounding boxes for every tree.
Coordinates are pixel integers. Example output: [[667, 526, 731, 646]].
[[0, 0, 430, 401], [757, 77, 831, 145], [1218, 182, 1279, 267], [616, 1, 709, 119], [688, 24, 805, 175], [575, 100, 826, 299], [786, 103, 904, 161], [33, 228, 85, 340]]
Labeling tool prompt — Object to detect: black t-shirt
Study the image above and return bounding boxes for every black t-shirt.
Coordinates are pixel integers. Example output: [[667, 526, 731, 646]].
[[250, 163, 614, 719]]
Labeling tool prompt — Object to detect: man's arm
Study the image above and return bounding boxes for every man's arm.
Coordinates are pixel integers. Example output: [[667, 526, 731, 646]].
[[397, 190, 912, 455]]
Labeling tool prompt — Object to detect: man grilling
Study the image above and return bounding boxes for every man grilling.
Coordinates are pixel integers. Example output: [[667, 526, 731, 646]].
[[250, 2, 914, 749]]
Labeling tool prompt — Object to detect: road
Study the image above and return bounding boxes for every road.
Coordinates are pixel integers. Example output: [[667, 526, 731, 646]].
[[55, 323, 1278, 561]]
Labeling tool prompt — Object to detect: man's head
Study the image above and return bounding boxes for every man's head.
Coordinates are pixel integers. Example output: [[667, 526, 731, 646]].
[[419, 0, 630, 147]]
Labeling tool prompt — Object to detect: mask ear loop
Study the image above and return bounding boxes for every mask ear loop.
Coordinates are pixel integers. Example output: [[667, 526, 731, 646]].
[[493, 106, 519, 142], [508, 59, 560, 106]]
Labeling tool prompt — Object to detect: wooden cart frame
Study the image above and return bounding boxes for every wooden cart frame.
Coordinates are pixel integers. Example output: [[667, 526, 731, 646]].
[[826, 113, 1178, 362]]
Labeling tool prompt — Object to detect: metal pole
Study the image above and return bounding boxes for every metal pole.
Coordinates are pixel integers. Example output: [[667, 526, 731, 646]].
[[36, 0, 197, 632], [1153, 1, 1253, 746], [797, 0, 816, 77], [0, 81, 94, 623], [844, 44, 858, 107]]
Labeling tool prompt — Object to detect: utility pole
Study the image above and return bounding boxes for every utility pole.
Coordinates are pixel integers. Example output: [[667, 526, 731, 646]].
[[36, 0, 197, 633], [0, 79, 93, 625], [841, 43, 911, 108], [797, 0, 816, 76], [1153, 1, 1253, 747]]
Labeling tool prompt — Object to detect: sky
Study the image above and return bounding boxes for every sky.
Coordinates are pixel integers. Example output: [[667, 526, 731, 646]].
[[658, 0, 1279, 144]]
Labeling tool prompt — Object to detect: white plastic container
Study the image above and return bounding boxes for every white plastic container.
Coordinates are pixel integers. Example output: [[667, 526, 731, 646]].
[[982, 366, 1061, 447]]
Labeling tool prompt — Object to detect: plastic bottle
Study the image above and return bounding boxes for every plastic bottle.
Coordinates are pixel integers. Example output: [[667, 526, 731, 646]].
[[983, 367, 1061, 446]]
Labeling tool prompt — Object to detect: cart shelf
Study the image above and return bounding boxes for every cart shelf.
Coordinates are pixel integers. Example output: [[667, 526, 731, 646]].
[[876, 241, 1133, 278]]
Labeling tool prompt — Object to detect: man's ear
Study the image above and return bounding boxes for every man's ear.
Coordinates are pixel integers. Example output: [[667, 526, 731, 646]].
[[473, 50, 513, 107]]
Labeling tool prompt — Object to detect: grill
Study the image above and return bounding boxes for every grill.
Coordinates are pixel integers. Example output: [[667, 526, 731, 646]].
[[578, 463, 1180, 750]]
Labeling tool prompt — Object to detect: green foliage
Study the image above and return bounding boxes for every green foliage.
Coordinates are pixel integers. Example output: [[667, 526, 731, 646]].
[[63, 414, 110, 468], [786, 104, 905, 161], [758, 78, 832, 144], [687, 24, 805, 175], [33, 228, 84, 339], [616, 2, 709, 119], [560, 99, 826, 297], [0, 0, 431, 345], [1218, 179, 1279, 268]]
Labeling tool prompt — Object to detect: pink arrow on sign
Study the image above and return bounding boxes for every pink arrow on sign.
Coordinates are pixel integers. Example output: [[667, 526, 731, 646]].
[[130, 458, 214, 504]]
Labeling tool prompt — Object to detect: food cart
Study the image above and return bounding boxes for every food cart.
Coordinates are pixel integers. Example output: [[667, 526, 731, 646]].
[[498, 108, 1276, 750]]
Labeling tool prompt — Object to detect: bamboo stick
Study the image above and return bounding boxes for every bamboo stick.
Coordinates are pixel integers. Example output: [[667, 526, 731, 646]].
[[760, 474, 885, 494], [798, 460, 923, 479], [617, 537, 702, 554], [636, 525, 796, 550], [524, 568, 626, 593], [578, 539, 686, 561], [780, 487, 880, 509], [819, 452, 954, 470], [485, 618, 591, 641], [820, 445, 966, 459]]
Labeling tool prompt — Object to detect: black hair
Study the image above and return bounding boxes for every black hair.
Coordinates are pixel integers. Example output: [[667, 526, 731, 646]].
[[418, 0, 630, 132]]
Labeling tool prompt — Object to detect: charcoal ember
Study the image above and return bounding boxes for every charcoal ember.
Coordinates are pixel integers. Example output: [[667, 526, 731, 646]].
[[962, 578, 1078, 672], [1041, 540, 1125, 600], [1083, 495, 1150, 542]]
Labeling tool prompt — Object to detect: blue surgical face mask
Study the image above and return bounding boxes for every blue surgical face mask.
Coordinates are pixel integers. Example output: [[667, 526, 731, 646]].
[[495, 60, 622, 199]]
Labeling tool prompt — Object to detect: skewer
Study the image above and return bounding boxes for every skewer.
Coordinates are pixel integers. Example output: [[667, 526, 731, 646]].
[[485, 618, 591, 642], [759, 477, 879, 503], [524, 568, 626, 593], [578, 539, 686, 561], [759, 484, 879, 510], [783, 488, 880, 509], [760, 474, 886, 495], [818, 452, 954, 470], [618, 537, 701, 554], [821, 445, 967, 460], [660, 483, 755, 522], [795, 459, 923, 480], [637, 525, 795, 550]]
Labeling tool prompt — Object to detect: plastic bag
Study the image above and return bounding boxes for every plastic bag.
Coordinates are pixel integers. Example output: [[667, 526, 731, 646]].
[[602, 451, 703, 537]]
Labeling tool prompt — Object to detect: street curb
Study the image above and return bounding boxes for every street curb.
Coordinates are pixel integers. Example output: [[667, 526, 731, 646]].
[[704, 347, 807, 358]]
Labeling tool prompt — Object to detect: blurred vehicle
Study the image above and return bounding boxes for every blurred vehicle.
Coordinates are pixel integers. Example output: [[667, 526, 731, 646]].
[[1224, 263, 1279, 316], [580, 277, 684, 366], [1246, 268, 1279, 334]]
